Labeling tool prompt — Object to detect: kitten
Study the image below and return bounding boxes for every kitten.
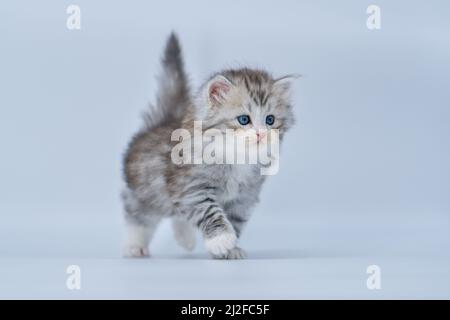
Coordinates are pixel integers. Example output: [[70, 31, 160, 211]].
[[122, 33, 295, 259]]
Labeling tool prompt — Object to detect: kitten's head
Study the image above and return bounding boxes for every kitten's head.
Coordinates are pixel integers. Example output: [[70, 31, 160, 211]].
[[196, 68, 295, 142]]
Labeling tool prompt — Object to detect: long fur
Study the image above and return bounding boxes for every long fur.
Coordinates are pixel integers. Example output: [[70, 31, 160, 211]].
[[142, 32, 191, 130]]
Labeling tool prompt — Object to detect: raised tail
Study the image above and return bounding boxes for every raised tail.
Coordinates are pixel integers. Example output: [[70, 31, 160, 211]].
[[143, 32, 190, 129]]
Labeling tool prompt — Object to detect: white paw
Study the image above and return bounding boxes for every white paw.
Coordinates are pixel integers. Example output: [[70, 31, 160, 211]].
[[172, 219, 196, 251], [123, 245, 150, 258], [224, 247, 247, 260], [204, 231, 237, 257]]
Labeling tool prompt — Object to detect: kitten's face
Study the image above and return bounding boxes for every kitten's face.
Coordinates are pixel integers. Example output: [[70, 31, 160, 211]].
[[199, 69, 295, 145]]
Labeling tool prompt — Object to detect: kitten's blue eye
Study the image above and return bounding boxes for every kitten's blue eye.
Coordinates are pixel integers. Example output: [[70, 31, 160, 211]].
[[265, 115, 275, 125], [237, 115, 251, 125]]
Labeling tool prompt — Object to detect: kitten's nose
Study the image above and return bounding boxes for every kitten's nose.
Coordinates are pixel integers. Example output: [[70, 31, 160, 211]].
[[256, 132, 266, 142]]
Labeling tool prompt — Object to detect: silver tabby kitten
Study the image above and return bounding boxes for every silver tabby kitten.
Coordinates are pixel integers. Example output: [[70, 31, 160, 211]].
[[122, 33, 295, 259]]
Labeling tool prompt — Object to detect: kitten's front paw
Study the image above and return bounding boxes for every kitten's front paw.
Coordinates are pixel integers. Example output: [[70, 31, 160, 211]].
[[123, 245, 150, 258], [204, 231, 237, 257], [224, 247, 247, 260]]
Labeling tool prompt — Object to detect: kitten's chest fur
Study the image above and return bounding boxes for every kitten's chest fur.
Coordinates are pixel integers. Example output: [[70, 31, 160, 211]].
[[215, 165, 261, 203]]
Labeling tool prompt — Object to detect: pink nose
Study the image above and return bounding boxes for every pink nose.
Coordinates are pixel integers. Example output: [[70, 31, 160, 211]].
[[256, 132, 266, 141]]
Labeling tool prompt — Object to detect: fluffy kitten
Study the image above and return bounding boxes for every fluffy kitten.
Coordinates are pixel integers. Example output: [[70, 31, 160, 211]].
[[122, 33, 295, 259]]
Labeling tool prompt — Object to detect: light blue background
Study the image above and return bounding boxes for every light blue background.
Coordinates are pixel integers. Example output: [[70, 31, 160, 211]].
[[0, 1, 449, 298]]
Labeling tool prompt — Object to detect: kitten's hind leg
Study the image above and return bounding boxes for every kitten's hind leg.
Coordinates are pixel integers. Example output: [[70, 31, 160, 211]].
[[172, 217, 196, 251], [123, 215, 161, 258], [122, 189, 162, 258]]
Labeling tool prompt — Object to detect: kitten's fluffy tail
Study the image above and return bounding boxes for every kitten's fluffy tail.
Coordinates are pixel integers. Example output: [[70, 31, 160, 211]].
[[143, 32, 190, 129]]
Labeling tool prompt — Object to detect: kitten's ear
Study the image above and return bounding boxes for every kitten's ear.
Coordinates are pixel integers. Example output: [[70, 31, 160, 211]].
[[206, 75, 233, 107], [273, 74, 299, 96]]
